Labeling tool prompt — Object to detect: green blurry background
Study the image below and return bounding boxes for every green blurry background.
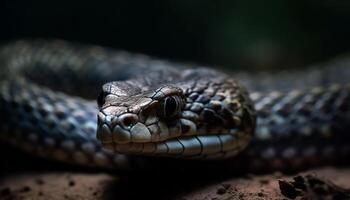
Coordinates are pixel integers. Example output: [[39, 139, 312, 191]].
[[1, 1, 350, 70]]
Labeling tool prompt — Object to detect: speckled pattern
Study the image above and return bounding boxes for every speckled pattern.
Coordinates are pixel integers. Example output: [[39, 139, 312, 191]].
[[0, 39, 349, 171], [240, 84, 350, 170]]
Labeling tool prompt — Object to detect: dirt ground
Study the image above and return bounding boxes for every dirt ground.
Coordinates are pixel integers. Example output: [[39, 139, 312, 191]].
[[1, 168, 350, 200], [0, 145, 349, 200]]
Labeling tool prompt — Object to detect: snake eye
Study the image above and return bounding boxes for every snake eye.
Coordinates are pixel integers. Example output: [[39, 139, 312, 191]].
[[162, 96, 180, 118], [97, 91, 108, 107]]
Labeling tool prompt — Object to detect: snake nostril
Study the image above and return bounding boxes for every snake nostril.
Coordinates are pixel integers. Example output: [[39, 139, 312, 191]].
[[120, 114, 138, 128]]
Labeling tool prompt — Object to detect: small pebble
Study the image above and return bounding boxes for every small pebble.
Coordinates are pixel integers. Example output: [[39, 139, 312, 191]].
[[216, 183, 231, 195], [216, 187, 227, 195], [20, 186, 31, 193], [68, 180, 75, 187], [279, 180, 301, 199], [35, 179, 45, 185]]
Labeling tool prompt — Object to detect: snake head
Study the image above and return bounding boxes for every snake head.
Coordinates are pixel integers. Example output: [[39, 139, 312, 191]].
[[97, 79, 255, 159], [97, 83, 188, 145]]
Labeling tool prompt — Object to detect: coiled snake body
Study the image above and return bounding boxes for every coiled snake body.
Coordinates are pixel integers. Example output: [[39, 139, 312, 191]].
[[0, 40, 349, 170]]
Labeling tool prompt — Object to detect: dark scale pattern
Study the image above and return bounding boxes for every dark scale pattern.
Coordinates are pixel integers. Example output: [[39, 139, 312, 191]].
[[0, 40, 255, 167], [238, 84, 350, 170], [177, 77, 255, 141], [0, 80, 132, 169], [0, 39, 349, 170]]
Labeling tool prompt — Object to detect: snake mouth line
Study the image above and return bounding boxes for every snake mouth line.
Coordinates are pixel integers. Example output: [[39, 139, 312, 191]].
[[97, 110, 201, 144], [97, 121, 182, 144], [100, 133, 250, 159]]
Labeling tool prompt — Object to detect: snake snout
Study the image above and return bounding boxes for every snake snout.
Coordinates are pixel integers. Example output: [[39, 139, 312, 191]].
[[97, 112, 152, 144]]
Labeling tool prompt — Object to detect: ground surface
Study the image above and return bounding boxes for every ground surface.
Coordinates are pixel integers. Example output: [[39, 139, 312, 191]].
[[1, 167, 350, 199], [0, 145, 350, 200], [1, 168, 350, 200]]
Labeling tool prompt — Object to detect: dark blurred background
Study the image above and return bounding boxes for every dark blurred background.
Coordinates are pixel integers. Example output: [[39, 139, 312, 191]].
[[1, 1, 350, 70]]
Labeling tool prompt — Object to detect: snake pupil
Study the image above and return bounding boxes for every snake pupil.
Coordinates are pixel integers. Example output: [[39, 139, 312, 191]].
[[164, 96, 178, 118]]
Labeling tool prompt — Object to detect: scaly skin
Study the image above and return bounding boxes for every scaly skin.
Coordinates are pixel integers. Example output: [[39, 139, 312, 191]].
[[0, 39, 349, 171]]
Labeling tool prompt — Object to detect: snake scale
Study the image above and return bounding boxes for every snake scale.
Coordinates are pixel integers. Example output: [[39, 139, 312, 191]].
[[0, 40, 349, 171]]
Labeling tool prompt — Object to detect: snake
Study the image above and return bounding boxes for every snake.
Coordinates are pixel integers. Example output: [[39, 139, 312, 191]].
[[0, 39, 349, 171]]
